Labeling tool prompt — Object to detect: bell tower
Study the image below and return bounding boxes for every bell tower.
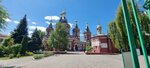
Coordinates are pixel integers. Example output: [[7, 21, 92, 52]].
[[84, 22, 91, 45], [97, 21, 102, 35], [59, 11, 70, 36], [46, 18, 54, 37], [73, 20, 80, 40]]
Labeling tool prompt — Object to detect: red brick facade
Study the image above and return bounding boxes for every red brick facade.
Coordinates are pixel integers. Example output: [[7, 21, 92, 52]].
[[91, 35, 118, 54]]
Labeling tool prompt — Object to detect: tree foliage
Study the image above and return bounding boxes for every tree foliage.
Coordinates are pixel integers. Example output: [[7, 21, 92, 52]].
[[2, 37, 14, 46], [108, 2, 150, 50], [21, 36, 28, 54], [11, 15, 28, 44], [0, 0, 9, 30], [28, 28, 42, 52], [11, 44, 22, 57], [108, 21, 123, 49], [38, 30, 45, 39], [48, 23, 68, 51]]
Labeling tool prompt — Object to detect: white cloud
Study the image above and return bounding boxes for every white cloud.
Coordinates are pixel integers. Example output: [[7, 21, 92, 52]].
[[32, 22, 37, 25], [27, 19, 31, 21], [45, 21, 56, 26], [68, 23, 73, 28], [28, 30, 33, 34], [13, 21, 19, 24], [3, 18, 12, 22], [44, 16, 60, 21], [46, 22, 73, 28], [28, 30, 33, 37], [29, 26, 46, 32], [45, 21, 49, 24], [80, 34, 84, 36]]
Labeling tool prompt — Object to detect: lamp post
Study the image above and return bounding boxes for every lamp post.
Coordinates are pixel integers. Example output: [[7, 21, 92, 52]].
[[121, 0, 140, 68]]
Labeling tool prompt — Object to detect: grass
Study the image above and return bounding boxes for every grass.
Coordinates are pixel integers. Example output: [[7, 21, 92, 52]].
[[33, 51, 54, 59], [33, 54, 44, 59], [0, 52, 54, 60], [0, 57, 9, 60], [0, 55, 31, 60]]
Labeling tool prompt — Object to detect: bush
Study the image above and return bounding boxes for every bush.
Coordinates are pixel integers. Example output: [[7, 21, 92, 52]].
[[86, 45, 93, 52], [26, 51, 34, 56], [33, 54, 44, 59], [43, 51, 54, 57], [2, 37, 14, 46], [33, 50, 43, 54], [16, 53, 21, 58], [9, 54, 14, 59], [21, 36, 28, 54], [11, 44, 22, 57], [3, 46, 12, 56], [0, 45, 4, 57]]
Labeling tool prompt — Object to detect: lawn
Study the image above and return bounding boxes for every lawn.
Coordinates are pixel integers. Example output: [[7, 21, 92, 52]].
[[0, 57, 9, 60], [0, 56, 31, 60]]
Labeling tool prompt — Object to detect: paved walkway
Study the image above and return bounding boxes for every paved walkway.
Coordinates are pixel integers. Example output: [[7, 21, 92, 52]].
[[0, 52, 149, 68], [0, 52, 124, 68]]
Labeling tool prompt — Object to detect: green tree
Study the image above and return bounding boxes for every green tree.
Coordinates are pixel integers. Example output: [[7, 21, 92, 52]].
[[139, 13, 150, 47], [48, 23, 68, 51], [11, 44, 22, 57], [0, 45, 4, 56], [11, 15, 28, 44], [2, 37, 14, 46], [48, 31, 57, 50], [21, 36, 28, 55], [108, 2, 150, 50], [108, 21, 123, 49], [28, 28, 42, 52], [0, 0, 9, 31], [38, 30, 45, 39]]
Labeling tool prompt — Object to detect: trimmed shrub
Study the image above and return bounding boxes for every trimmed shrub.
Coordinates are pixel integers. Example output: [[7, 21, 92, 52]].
[[0, 45, 4, 57], [33, 50, 43, 54], [26, 51, 34, 56], [9, 54, 14, 59], [86, 45, 93, 52], [33, 54, 44, 59], [11, 44, 22, 57], [3, 46, 12, 56], [21, 36, 28, 54], [16, 53, 21, 58], [2, 37, 14, 46], [43, 51, 54, 57]]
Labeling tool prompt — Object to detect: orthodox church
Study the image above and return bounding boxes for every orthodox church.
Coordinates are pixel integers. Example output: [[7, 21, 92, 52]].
[[43, 11, 87, 51], [43, 11, 118, 54]]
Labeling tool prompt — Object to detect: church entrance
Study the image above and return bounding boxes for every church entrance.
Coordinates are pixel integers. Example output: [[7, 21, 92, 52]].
[[75, 45, 78, 51]]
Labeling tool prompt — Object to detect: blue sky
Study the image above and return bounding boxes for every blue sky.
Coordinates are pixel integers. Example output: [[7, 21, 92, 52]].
[[1, 0, 122, 38]]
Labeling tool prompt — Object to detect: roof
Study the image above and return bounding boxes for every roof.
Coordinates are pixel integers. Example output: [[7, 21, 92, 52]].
[[48, 22, 53, 28], [59, 11, 68, 23], [59, 17, 68, 23], [84, 22, 90, 32]]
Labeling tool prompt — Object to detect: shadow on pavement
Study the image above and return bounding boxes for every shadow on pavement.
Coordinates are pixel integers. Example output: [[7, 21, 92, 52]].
[[0, 65, 22, 68]]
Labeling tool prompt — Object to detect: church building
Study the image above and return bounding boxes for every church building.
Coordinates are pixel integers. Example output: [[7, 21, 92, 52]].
[[42, 11, 118, 54], [90, 23, 118, 54], [42, 11, 86, 51]]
